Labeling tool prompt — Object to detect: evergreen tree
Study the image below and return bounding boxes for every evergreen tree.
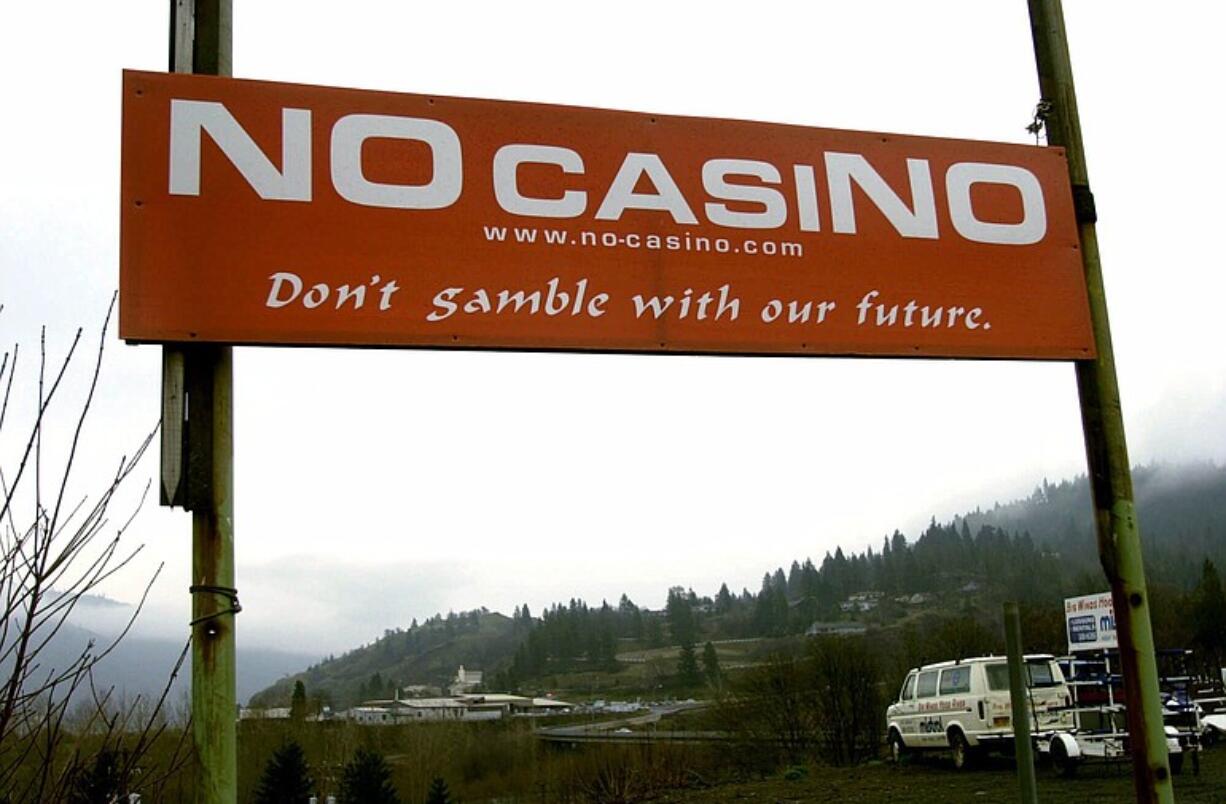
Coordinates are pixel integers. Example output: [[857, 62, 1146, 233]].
[[677, 642, 701, 686], [365, 672, 385, 700], [644, 616, 664, 648], [425, 777, 453, 804], [666, 586, 697, 645], [1192, 559, 1226, 670], [801, 559, 819, 589], [290, 679, 308, 720], [786, 560, 803, 598], [753, 574, 790, 636], [701, 641, 722, 688], [753, 573, 775, 634], [771, 567, 788, 595], [338, 748, 400, 804], [254, 741, 314, 804]]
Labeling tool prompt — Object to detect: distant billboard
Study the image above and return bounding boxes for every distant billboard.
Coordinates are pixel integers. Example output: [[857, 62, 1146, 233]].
[[120, 70, 1093, 359], [1065, 592, 1117, 653]]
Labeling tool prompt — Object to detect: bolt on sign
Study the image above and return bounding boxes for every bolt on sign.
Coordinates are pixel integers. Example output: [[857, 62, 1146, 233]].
[[120, 71, 1093, 359]]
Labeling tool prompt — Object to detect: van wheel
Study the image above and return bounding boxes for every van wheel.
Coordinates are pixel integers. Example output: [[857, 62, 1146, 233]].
[[889, 730, 907, 764], [950, 730, 972, 770]]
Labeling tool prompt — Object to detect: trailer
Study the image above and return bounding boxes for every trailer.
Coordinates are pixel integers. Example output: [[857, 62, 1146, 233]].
[[1053, 594, 1190, 776], [1044, 652, 1185, 776]]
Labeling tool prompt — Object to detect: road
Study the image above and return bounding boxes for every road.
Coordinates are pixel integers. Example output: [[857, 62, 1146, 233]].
[[535, 701, 718, 744]]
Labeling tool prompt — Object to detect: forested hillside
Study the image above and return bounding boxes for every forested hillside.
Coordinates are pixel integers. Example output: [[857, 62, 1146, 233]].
[[251, 462, 1226, 708], [964, 462, 1226, 589]]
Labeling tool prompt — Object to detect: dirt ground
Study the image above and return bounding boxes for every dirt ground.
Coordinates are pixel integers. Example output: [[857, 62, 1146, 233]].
[[658, 748, 1226, 803]]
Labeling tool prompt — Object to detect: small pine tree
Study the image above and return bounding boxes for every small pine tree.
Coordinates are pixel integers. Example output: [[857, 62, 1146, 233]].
[[425, 777, 453, 804], [254, 740, 314, 804], [338, 749, 400, 803]]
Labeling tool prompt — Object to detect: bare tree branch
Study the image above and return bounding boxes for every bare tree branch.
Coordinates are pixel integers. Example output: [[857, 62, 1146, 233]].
[[0, 303, 187, 801]]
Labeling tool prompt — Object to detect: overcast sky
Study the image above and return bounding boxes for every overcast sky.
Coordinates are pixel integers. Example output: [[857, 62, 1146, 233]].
[[2, 1, 1224, 657]]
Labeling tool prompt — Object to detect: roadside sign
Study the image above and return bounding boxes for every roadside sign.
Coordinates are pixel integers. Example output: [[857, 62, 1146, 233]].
[[1065, 592, 1118, 653], [121, 70, 1092, 359]]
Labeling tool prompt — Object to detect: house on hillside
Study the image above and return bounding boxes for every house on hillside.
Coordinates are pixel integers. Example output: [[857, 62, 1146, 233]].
[[840, 591, 881, 613], [449, 665, 484, 695], [806, 621, 868, 637]]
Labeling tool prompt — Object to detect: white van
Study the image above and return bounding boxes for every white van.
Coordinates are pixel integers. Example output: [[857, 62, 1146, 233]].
[[886, 655, 1074, 768]]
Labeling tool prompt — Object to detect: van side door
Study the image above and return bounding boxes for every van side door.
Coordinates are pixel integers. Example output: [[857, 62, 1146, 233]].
[[937, 664, 975, 741], [892, 671, 920, 742], [914, 670, 942, 746]]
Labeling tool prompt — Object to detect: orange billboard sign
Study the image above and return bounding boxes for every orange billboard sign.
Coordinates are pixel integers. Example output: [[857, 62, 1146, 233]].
[[120, 71, 1093, 359]]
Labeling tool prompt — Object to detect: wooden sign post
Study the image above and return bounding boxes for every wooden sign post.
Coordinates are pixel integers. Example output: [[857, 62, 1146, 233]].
[[164, 2, 237, 803]]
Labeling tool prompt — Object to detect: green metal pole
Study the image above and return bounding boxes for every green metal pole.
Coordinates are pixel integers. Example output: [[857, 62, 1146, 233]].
[[1025, 2, 1172, 802], [1004, 602, 1039, 804], [167, 2, 236, 802]]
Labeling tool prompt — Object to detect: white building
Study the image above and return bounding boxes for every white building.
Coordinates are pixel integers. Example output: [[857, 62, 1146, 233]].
[[449, 665, 484, 695], [239, 707, 291, 720], [348, 698, 469, 724], [344, 692, 574, 724]]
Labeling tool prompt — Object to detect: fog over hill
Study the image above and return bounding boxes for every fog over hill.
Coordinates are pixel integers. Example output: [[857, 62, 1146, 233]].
[[6, 595, 319, 708], [961, 461, 1226, 587], [21, 461, 1220, 709], [248, 461, 1225, 708]]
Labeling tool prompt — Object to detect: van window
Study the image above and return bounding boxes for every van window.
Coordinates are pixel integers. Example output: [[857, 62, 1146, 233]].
[[940, 666, 972, 695], [986, 664, 1010, 691], [1025, 661, 1059, 687], [916, 670, 938, 698], [986, 661, 1061, 691], [900, 674, 916, 701]]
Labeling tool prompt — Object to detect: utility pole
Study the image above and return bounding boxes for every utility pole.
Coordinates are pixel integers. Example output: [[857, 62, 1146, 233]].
[[1025, 2, 1173, 802], [166, 2, 237, 802]]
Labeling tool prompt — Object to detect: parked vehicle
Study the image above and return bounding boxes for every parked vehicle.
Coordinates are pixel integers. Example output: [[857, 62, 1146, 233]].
[[886, 655, 1074, 768], [1156, 649, 1226, 749]]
